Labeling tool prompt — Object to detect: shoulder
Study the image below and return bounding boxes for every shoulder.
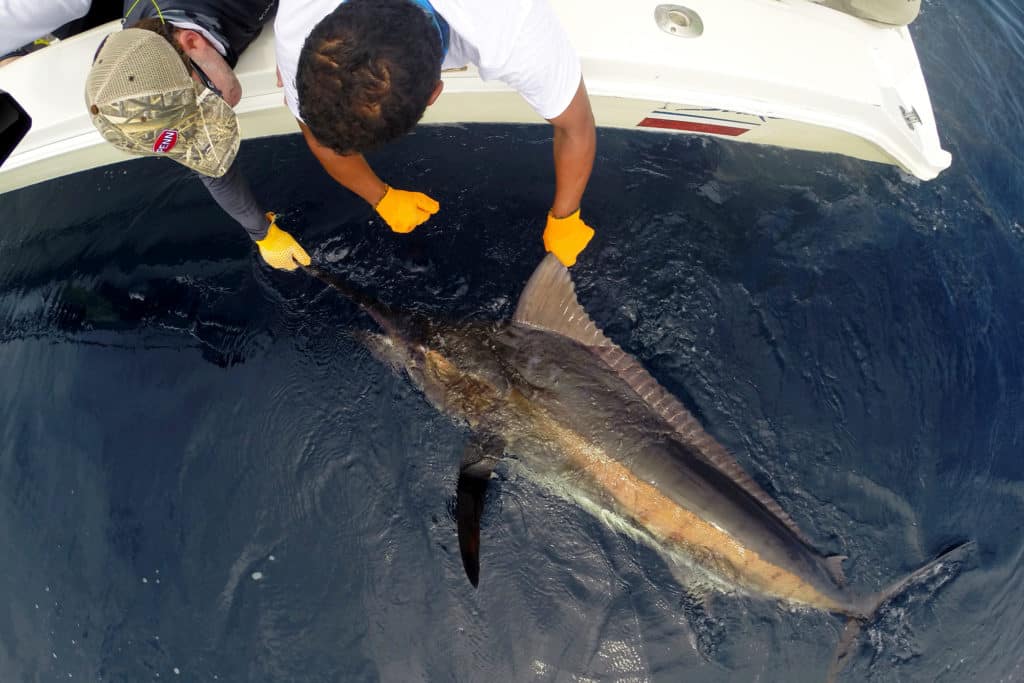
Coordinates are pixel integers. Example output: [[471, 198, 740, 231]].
[[432, 0, 533, 55], [435, 0, 576, 72], [439, 0, 581, 119]]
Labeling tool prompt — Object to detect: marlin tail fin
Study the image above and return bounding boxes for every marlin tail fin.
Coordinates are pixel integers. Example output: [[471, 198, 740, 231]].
[[827, 541, 975, 681]]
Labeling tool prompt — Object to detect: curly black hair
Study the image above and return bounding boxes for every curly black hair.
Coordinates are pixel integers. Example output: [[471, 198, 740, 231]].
[[296, 0, 444, 155]]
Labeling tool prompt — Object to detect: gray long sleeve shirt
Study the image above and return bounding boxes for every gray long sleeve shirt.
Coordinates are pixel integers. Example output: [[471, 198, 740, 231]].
[[199, 161, 270, 241]]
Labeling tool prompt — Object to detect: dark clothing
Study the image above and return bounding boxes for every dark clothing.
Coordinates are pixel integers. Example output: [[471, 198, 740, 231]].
[[200, 162, 269, 240], [60, 0, 122, 38], [124, 0, 279, 240], [124, 0, 277, 67]]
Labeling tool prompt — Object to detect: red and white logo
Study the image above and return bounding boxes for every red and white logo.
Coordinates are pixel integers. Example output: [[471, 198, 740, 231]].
[[153, 129, 179, 153]]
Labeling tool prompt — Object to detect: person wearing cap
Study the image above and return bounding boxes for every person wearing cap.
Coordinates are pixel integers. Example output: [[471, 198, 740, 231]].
[[275, 0, 597, 267], [85, 1, 311, 271]]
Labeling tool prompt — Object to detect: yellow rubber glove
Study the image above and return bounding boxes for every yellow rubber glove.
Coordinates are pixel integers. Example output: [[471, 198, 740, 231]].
[[543, 209, 594, 267], [256, 212, 311, 271], [374, 185, 440, 233]]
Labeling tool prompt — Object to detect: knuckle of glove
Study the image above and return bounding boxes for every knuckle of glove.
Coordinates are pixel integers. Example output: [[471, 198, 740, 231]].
[[378, 189, 438, 233], [257, 226, 308, 270], [544, 214, 594, 267]]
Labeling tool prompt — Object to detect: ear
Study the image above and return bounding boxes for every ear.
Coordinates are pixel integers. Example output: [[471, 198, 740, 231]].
[[174, 29, 208, 58], [427, 80, 444, 106]]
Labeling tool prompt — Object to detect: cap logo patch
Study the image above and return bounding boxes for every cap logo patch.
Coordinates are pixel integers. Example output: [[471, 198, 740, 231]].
[[153, 130, 179, 153]]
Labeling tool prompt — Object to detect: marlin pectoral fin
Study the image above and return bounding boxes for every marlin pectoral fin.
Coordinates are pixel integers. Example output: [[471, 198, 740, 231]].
[[456, 437, 502, 588], [456, 469, 487, 588], [825, 554, 849, 588]]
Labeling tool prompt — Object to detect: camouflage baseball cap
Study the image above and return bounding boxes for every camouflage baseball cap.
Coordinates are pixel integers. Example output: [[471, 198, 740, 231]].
[[85, 28, 239, 177]]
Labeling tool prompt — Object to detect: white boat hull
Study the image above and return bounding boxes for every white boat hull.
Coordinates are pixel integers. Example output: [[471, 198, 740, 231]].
[[0, 0, 951, 194]]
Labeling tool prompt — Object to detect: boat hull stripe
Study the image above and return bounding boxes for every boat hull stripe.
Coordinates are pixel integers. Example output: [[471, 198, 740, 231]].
[[638, 117, 750, 136]]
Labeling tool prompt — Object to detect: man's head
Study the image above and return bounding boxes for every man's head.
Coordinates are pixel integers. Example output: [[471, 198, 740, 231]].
[[84, 24, 241, 177], [297, 0, 445, 156], [131, 18, 243, 107]]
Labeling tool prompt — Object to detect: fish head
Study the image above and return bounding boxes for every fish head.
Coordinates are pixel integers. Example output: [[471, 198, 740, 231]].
[[356, 328, 416, 374], [360, 320, 513, 428]]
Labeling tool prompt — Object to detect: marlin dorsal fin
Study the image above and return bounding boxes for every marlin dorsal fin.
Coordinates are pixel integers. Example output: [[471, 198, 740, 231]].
[[513, 254, 816, 548], [513, 254, 612, 347]]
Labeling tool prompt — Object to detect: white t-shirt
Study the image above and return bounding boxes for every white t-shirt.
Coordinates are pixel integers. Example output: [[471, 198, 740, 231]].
[[0, 0, 90, 54], [274, 0, 581, 123]]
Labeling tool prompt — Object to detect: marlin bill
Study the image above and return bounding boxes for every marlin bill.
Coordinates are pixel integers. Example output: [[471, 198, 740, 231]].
[[307, 254, 972, 677]]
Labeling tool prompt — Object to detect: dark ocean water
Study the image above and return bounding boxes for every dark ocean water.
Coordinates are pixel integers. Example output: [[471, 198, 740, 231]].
[[2, 2, 1023, 681]]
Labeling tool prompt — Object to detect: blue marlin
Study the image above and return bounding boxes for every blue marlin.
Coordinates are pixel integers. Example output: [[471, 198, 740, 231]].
[[306, 255, 971, 677]]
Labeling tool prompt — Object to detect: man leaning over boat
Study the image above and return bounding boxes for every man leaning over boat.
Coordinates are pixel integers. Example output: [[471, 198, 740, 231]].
[[83, 0, 312, 271], [275, 0, 599, 267]]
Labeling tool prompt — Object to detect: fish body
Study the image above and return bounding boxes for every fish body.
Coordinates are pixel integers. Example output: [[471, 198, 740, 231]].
[[354, 257, 868, 615], [310, 254, 969, 665]]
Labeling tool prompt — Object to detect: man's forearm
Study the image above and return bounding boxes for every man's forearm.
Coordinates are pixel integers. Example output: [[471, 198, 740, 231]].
[[299, 121, 388, 206], [551, 124, 595, 217], [549, 80, 596, 218], [199, 160, 269, 240]]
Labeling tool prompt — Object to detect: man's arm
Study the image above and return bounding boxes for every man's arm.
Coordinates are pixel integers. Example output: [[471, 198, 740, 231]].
[[540, 78, 597, 267], [470, 0, 596, 266], [199, 160, 270, 239], [199, 161, 310, 270], [548, 79, 596, 219], [298, 121, 388, 205], [299, 120, 439, 233]]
